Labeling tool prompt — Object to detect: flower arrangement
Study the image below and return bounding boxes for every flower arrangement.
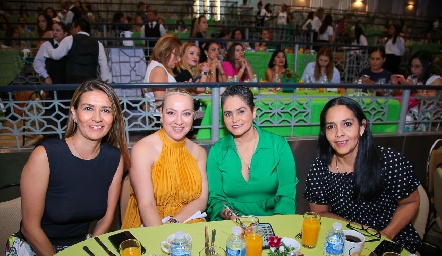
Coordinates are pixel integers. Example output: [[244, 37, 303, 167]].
[[267, 236, 303, 256], [281, 69, 298, 82]]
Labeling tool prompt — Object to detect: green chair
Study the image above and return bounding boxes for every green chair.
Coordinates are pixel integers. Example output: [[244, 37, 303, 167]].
[[0, 50, 24, 86]]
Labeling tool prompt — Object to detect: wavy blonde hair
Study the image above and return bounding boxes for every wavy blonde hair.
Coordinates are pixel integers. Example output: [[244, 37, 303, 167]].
[[176, 42, 200, 77]]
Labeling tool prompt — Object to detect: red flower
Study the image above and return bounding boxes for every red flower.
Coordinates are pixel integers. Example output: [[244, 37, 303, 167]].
[[268, 236, 282, 248]]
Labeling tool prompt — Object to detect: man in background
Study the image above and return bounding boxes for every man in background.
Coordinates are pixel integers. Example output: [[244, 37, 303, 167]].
[[140, 10, 166, 56]]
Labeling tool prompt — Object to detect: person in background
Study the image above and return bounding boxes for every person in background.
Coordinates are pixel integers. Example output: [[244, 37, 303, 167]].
[[140, 10, 166, 55], [301, 46, 340, 83], [311, 7, 324, 32], [63, 0, 82, 25], [74, 0, 84, 14], [302, 11, 314, 31], [304, 97, 421, 253], [175, 19, 187, 33], [383, 24, 405, 75], [350, 26, 367, 54], [131, 15, 143, 32], [173, 41, 209, 86], [190, 15, 208, 40], [135, 1, 147, 22], [262, 3, 273, 28], [157, 17, 166, 31], [317, 14, 333, 44], [46, 7, 60, 22], [227, 28, 250, 50], [275, 4, 291, 41], [2, 26, 28, 50], [255, 28, 271, 51], [33, 22, 70, 85], [142, 34, 181, 109], [207, 85, 298, 220], [358, 46, 392, 95], [83, 2, 95, 23], [335, 15, 347, 38], [112, 11, 131, 34], [265, 49, 287, 82], [256, 1, 264, 28], [17, 16, 32, 33], [122, 88, 208, 228], [44, 18, 110, 99], [36, 14, 53, 50], [201, 41, 227, 82], [19, 5, 29, 18], [222, 43, 255, 82], [5, 79, 130, 255]]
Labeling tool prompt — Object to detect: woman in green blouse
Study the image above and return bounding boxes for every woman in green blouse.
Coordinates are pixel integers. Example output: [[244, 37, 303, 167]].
[[206, 85, 298, 221]]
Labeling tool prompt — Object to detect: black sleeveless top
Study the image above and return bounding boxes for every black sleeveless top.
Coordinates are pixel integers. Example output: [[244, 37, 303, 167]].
[[21, 138, 120, 246]]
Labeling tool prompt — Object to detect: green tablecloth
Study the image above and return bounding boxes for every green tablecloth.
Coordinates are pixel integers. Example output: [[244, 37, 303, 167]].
[[196, 90, 400, 140], [0, 50, 24, 86], [244, 52, 316, 81], [55, 215, 410, 256]]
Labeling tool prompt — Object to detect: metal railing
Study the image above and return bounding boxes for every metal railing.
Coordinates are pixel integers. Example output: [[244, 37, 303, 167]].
[[1, 82, 441, 150]]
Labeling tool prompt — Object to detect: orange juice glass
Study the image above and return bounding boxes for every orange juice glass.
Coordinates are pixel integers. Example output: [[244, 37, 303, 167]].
[[245, 233, 263, 256], [318, 88, 325, 93], [302, 212, 321, 248], [119, 239, 141, 256]]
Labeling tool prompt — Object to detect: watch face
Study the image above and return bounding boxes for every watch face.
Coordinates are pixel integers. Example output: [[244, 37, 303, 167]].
[[170, 218, 179, 223]]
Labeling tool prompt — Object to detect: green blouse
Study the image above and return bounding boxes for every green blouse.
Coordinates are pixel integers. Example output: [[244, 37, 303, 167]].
[[207, 125, 298, 221]]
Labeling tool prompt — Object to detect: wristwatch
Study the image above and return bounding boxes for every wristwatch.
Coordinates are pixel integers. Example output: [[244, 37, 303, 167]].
[[201, 70, 209, 76], [169, 218, 179, 224]]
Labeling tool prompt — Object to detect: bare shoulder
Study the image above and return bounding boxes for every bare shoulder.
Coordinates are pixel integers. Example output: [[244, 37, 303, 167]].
[[132, 132, 163, 156], [186, 140, 207, 161]]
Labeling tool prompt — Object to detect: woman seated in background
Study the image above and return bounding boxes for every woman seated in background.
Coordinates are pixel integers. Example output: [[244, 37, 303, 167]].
[[173, 41, 209, 88], [200, 41, 227, 82], [301, 46, 340, 83], [227, 28, 250, 50], [207, 85, 298, 220], [143, 34, 181, 109], [358, 46, 392, 95], [33, 22, 69, 85], [390, 50, 442, 131], [17, 16, 32, 33], [175, 19, 187, 33], [122, 89, 208, 228], [265, 50, 287, 82], [190, 15, 208, 39], [5, 80, 130, 255], [222, 43, 255, 82], [36, 14, 53, 50], [255, 28, 271, 52], [1, 26, 28, 50], [304, 97, 421, 253]]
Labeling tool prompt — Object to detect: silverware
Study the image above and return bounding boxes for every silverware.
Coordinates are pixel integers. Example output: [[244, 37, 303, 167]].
[[209, 229, 216, 253], [295, 230, 302, 240], [205, 226, 210, 254], [83, 246, 95, 256], [94, 237, 116, 256]]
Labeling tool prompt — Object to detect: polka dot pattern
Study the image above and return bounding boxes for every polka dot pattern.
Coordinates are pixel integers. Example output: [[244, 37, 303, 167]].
[[303, 146, 421, 252]]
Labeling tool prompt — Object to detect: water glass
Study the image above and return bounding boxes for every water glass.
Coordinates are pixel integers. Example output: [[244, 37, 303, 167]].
[[302, 212, 321, 248]]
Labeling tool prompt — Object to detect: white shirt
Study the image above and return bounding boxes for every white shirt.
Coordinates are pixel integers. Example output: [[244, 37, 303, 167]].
[[33, 40, 61, 78], [277, 11, 287, 25], [385, 36, 405, 56], [311, 16, 322, 32], [65, 6, 75, 24], [140, 22, 166, 45], [318, 26, 334, 41], [301, 62, 341, 83], [44, 31, 110, 81], [350, 35, 368, 54]]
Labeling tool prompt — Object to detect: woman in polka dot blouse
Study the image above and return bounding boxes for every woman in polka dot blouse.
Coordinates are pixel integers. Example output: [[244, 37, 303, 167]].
[[303, 97, 421, 253]]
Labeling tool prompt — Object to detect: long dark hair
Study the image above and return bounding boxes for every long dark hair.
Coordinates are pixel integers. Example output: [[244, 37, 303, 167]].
[[409, 50, 434, 85], [268, 50, 288, 69], [388, 24, 400, 44], [354, 26, 364, 45], [318, 14, 332, 35], [225, 42, 243, 68], [318, 97, 383, 201]]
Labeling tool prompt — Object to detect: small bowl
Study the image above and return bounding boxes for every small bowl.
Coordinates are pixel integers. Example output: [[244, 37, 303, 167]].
[[281, 237, 300, 256]]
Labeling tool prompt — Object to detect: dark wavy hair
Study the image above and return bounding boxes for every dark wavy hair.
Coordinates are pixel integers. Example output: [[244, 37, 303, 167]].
[[268, 50, 288, 69], [225, 42, 243, 68], [221, 85, 255, 111], [318, 97, 383, 201], [409, 50, 434, 85], [318, 14, 332, 35]]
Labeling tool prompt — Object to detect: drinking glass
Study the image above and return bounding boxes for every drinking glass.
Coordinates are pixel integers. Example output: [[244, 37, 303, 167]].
[[301, 212, 321, 248], [119, 239, 141, 256], [245, 229, 263, 256]]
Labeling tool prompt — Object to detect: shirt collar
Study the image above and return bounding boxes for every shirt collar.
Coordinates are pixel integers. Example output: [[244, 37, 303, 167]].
[[77, 31, 90, 36], [221, 124, 270, 151]]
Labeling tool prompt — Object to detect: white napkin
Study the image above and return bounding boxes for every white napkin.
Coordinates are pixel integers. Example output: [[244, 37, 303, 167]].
[[161, 211, 207, 224]]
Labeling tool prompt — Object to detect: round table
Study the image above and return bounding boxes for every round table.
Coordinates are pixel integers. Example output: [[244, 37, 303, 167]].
[[55, 214, 410, 255]]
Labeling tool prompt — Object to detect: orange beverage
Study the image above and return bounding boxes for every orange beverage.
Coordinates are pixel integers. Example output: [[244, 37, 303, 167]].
[[302, 212, 321, 248], [318, 88, 325, 93], [339, 88, 345, 96], [121, 247, 141, 256], [245, 233, 263, 256]]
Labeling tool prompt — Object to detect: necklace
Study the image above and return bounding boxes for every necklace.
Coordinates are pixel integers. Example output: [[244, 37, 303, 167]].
[[335, 157, 340, 173], [71, 137, 100, 160], [235, 128, 259, 174]]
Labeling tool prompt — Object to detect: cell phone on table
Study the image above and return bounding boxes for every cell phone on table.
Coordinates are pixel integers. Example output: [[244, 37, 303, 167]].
[[192, 75, 202, 82], [108, 230, 146, 254], [373, 240, 403, 255]]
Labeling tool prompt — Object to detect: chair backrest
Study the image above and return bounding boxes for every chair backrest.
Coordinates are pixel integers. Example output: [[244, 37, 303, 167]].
[[427, 139, 442, 202], [434, 167, 442, 230], [0, 197, 22, 253], [119, 174, 131, 225], [412, 185, 430, 239]]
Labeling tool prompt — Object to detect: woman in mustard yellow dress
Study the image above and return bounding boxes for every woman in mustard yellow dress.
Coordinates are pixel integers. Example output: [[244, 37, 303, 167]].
[[122, 89, 208, 228]]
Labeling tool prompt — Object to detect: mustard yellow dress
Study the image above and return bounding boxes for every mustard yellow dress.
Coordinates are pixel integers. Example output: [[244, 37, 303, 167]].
[[122, 130, 202, 228]]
